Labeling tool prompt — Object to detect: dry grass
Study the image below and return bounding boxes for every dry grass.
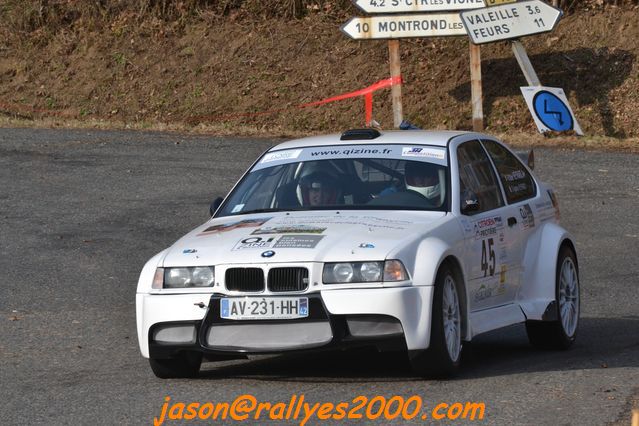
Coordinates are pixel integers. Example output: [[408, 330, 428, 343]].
[[0, 0, 355, 33], [2, 0, 637, 35]]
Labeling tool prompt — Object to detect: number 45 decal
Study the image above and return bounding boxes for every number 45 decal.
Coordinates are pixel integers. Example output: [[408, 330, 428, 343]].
[[481, 238, 496, 277]]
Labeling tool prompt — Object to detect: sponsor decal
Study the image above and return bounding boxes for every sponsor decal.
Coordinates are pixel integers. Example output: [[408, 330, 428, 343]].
[[266, 215, 411, 231], [182, 248, 197, 254], [519, 204, 535, 230], [358, 243, 375, 249], [507, 182, 529, 194], [197, 217, 272, 236], [473, 215, 504, 240], [308, 147, 393, 158], [401, 147, 446, 160], [233, 236, 277, 251], [503, 170, 526, 182], [499, 264, 507, 284], [231, 204, 245, 213], [474, 284, 493, 302], [260, 149, 302, 164], [252, 225, 326, 235], [272, 235, 324, 249]]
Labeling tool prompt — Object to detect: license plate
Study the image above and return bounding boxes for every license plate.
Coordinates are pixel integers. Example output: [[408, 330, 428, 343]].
[[220, 297, 309, 320]]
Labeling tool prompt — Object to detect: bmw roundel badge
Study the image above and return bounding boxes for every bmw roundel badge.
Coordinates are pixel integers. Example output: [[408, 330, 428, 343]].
[[261, 250, 275, 258]]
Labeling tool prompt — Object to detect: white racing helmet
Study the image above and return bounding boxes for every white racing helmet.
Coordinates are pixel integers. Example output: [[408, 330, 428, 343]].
[[405, 161, 441, 200]]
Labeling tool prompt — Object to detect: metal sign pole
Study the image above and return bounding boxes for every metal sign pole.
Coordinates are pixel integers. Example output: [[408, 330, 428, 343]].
[[469, 42, 484, 131], [388, 40, 403, 128], [511, 40, 541, 86]]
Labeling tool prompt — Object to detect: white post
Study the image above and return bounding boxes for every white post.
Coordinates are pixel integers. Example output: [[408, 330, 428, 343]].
[[511, 40, 541, 86], [469, 42, 484, 131], [388, 40, 403, 128]]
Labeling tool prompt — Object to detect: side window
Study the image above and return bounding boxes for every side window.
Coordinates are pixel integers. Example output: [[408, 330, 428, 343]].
[[457, 141, 504, 215], [481, 140, 536, 204]]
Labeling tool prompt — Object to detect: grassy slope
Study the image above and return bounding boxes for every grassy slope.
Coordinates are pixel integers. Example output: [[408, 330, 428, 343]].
[[0, 4, 637, 150]]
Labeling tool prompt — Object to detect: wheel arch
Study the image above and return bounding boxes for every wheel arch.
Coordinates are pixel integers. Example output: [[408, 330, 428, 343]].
[[518, 222, 577, 321], [559, 238, 578, 272], [439, 255, 471, 343], [394, 231, 470, 347]]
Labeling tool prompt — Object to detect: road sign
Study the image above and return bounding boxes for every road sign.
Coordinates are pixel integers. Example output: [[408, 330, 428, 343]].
[[352, 0, 486, 13], [521, 86, 583, 135], [484, 0, 516, 5], [341, 14, 466, 40], [459, 0, 562, 45]]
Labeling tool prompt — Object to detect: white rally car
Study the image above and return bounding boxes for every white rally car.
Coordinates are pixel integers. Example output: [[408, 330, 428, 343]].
[[136, 129, 579, 378]]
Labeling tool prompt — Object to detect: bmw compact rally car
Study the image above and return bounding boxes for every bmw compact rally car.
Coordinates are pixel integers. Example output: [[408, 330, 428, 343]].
[[136, 129, 580, 378]]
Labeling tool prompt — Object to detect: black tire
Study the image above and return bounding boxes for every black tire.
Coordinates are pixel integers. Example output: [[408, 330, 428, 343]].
[[410, 263, 463, 379], [149, 351, 202, 379], [526, 245, 579, 350]]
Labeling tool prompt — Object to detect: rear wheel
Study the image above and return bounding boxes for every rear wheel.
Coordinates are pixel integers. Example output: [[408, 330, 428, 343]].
[[526, 246, 579, 349], [149, 351, 202, 379], [411, 264, 462, 378]]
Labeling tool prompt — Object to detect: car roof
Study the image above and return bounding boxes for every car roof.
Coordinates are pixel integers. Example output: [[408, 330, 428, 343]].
[[269, 130, 478, 152]]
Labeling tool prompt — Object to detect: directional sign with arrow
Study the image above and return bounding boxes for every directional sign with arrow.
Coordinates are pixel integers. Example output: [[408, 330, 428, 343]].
[[459, 0, 562, 44], [341, 14, 466, 40], [520, 86, 583, 135], [352, 0, 486, 13]]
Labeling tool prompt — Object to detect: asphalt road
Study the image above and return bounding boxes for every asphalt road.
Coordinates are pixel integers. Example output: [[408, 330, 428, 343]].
[[1, 128, 638, 425]]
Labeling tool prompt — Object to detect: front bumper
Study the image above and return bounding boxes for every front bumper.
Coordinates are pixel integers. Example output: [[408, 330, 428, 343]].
[[137, 286, 434, 359]]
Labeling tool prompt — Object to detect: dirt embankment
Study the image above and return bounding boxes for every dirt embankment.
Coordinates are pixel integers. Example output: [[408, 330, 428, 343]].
[[0, 5, 638, 142]]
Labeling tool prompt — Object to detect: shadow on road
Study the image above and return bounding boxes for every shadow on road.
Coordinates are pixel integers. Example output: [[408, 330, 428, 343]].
[[449, 48, 635, 137], [198, 316, 639, 382]]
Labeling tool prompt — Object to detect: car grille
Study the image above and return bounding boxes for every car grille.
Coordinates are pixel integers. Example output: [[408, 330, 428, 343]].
[[225, 268, 265, 292], [268, 267, 309, 292]]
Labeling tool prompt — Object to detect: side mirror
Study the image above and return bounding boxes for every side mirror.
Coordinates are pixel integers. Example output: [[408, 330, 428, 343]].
[[209, 197, 224, 217], [461, 190, 480, 215]]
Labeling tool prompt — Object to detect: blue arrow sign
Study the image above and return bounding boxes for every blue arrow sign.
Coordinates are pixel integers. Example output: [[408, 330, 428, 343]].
[[532, 90, 573, 132]]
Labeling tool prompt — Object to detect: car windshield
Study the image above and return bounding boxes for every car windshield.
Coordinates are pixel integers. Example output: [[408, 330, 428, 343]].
[[217, 144, 449, 217]]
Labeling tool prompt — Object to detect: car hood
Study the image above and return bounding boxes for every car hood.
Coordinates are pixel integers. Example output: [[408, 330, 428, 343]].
[[162, 210, 448, 266]]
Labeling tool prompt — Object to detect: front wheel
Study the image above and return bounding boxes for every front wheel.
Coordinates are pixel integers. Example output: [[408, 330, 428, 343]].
[[149, 351, 202, 379], [410, 264, 463, 378], [526, 245, 579, 349]]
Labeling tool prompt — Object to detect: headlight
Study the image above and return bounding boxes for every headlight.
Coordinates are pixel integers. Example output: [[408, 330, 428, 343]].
[[153, 266, 215, 289], [323, 260, 407, 284], [332, 263, 354, 283], [360, 262, 382, 281]]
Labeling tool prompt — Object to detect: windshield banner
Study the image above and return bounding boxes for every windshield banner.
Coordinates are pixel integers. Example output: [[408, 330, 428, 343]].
[[252, 144, 447, 171]]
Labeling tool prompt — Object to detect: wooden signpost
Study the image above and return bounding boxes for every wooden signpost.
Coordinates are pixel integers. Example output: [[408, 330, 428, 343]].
[[343, 0, 573, 134], [342, 1, 485, 128], [460, 0, 581, 135]]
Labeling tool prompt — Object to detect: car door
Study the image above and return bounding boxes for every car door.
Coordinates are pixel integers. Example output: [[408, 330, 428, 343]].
[[455, 140, 522, 311], [479, 139, 539, 300]]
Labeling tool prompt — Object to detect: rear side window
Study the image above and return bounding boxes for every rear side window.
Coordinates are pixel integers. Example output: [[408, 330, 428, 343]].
[[457, 141, 504, 214], [481, 140, 536, 204]]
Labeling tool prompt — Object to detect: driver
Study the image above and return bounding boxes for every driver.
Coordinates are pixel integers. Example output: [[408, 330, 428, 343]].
[[297, 171, 339, 206], [404, 161, 441, 201]]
